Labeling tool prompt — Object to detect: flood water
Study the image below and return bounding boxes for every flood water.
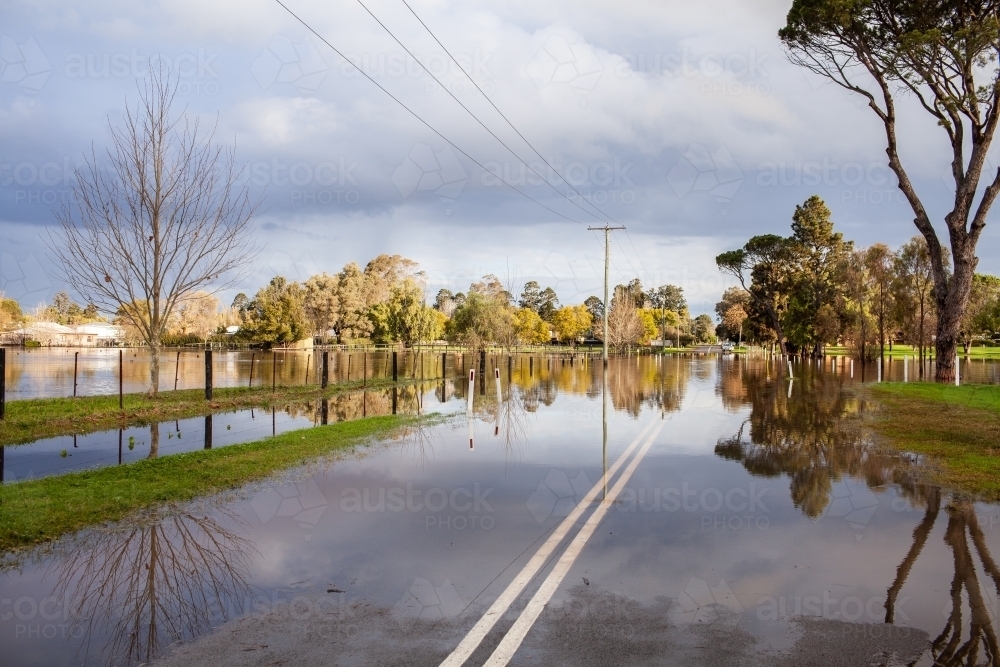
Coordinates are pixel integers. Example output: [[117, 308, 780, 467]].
[[1, 347, 446, 399], [2, 353, 999, 666], [3, 346, 1000, 400]]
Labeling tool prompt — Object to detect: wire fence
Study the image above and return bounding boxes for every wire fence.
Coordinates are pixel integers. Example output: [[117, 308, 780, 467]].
[[0, 346, 610, 401], [1, 346, 999, 404]]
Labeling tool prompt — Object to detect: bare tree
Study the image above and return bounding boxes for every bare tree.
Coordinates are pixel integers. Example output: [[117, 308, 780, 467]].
[[780, 1, 1000, 381], [603, 287, 644, 353], [51, 72, 258, 395], [49, 506, 255, 666]]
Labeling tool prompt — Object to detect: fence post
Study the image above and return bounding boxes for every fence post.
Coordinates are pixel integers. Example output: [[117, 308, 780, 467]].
[[73, 351, 79, 397], [442, 352, 447, 380], [119, 349, 124, 410], [272, 350, 277, 391], [0, 348, 5, 420], [174, 350, 181, 391], [204, 414, 213, 449], [392, 351, 398, 382], [249, 352, 256, 388], [205, 349, 213, 400], [322, 351, 329, 389]]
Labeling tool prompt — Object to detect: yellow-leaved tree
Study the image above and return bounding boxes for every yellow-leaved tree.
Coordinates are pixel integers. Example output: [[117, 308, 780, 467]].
[[551, 305, 593, 346]]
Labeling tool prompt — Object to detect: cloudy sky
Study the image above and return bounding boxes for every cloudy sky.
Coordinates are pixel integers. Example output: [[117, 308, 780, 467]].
[[1, 0, 998, 316]]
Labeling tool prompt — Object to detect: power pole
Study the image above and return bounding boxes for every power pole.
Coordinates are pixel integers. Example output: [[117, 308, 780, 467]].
[[588, 225, 625, 365]]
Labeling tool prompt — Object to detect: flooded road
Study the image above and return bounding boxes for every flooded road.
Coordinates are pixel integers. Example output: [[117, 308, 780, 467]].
[[1, 354, 998, 666]]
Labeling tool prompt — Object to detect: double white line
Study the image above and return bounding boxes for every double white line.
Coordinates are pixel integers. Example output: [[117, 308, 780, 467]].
[[439, 417, 667, 667]]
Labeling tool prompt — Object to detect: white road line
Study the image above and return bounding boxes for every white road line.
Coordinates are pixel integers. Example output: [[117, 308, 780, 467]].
[[437, 417, 659, 667], [482, 419, 667, 667]]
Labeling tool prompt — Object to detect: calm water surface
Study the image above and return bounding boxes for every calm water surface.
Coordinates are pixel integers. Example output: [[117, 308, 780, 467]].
[[1, 354, 998, 666]]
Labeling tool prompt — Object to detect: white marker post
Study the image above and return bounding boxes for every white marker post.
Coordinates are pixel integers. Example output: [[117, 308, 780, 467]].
[[877, 359, 882, 383], [467, 369, 475, 412], [956, 355, 960, 387], [494, 368, 502, 436], [850, 359, 854, 378], [787, 360, 794, 379], [904, 356, 908, 383]]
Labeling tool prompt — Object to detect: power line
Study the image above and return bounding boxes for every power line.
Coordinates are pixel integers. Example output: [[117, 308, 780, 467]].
[[399, 0, 616, 226], [271, 0, 592, 226], [398, 0, 656, 290], [355, 0, 612, 227]]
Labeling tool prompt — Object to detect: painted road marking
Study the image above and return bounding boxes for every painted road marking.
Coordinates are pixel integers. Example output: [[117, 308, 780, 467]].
[[437, 417, 659, 667], [483, 419, 667, 667]]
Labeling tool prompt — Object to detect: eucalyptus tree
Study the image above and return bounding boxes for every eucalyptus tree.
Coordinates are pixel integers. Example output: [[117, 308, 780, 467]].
[[780, 0, 1000, 381], [717, 234, 793, 353]]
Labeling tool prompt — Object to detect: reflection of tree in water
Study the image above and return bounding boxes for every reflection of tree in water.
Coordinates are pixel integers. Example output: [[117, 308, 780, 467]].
[[49, 507, 255, 667], [607, 356, 689, 417], [714, 363, 918, 518], [887, 493, 1000, 666]]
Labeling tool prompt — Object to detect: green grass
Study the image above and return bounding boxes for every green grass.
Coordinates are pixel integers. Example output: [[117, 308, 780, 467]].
[[826, 344, 1000, 359], [0, 379, 406, 447], [867, 383, 1000, 498], [0, 413, 425, 555]]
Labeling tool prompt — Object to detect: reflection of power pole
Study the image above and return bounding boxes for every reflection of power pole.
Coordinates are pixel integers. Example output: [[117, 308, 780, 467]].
[[588, 225, 625, 365], [602, 362, 608, 500]]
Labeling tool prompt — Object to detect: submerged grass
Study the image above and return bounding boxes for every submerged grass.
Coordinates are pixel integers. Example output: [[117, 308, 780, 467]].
[[0, 413, 425, 555], [0, 379, 404, 447], [867, 383, 1000, 498]]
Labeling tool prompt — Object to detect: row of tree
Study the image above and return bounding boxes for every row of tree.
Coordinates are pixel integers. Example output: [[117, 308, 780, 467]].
[[221, 254, 718, 350], [716, 196, 1000, 362]]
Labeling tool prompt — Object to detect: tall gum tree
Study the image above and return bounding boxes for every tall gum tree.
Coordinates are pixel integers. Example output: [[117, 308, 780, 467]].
[[780, 0, 1000, 381]]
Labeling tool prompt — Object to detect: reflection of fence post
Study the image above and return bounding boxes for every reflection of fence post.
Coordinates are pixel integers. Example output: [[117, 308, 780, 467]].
[[322, 351, 329, 389], [272, 350, 276, 391], [0, 348, 5, 420], [392, 351, 398, 382], [363, 352, 367, 388], [392, 386, 398, 414], [442, 352, 447, 380], [204, 414, 212, 449], [73, 351, 79, 397], [205, 349, 213, 400]]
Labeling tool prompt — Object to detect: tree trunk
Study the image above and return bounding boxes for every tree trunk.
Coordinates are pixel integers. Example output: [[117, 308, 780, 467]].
[[149, 339, 160, 397], [148, 422, 159, 459], [935, 243, 977, 383]]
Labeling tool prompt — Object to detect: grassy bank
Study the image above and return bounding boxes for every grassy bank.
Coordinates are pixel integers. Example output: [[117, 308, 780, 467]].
[[828, 344, 1000, 358], [0, 413, 423, 555], [867, 383, 1000, 498], [0, 379, 408, 447]]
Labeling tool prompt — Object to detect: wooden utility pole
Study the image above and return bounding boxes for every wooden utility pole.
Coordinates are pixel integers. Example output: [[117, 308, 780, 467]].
[[588, 225, 625, 365]]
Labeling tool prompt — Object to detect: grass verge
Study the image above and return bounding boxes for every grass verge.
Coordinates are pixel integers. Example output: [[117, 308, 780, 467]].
[[0, 379, 408, 447], [866, 383, 1000, 498], [0, 413, 424, 555]]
